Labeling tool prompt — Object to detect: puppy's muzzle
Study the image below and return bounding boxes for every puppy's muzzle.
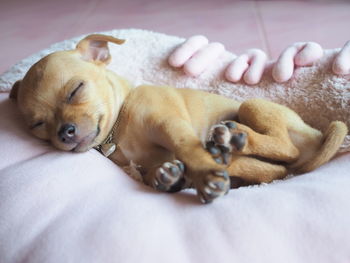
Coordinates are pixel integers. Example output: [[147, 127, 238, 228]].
[[58, 123, 76, 143]]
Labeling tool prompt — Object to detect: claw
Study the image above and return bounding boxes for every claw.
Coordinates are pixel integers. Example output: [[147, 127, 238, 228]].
[[153, 160, 186, 193], [163, 162, 171, 169], [195, 169, 230, 204], [153, 179, 159, 187], [207, 181, 217, 189], [215, 170, 229, 179], [160, 173, 172, 184], [174, 160, 185, 173], [204, 186, 212, 195], [198, 192, 212, 204]]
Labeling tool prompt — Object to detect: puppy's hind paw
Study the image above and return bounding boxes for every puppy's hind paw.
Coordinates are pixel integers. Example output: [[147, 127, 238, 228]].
[[206, 121, 247, 165], [196, 170, 230, 204], [152, 160, 186, 193]]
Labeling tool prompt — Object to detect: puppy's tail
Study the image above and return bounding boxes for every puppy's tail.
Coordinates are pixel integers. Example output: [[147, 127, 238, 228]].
[[297, 121, 348, 173]]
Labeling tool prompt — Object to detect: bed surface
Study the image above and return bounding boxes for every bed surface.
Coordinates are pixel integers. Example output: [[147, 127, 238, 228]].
[[1, 91, 350, 263]]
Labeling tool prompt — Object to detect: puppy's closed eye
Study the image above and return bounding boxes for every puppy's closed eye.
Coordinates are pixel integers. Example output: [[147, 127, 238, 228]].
[[31, 121, 44, 129], [30, 120, 48, 140], [67, 81, 84, 103]]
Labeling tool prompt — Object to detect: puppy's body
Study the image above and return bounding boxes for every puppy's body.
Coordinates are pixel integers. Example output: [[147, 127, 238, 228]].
[[111, 85, 240, 168], [11, 34, 348, 203]]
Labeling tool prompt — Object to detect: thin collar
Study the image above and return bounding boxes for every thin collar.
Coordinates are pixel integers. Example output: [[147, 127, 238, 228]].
[[94, 98, 128, 157]]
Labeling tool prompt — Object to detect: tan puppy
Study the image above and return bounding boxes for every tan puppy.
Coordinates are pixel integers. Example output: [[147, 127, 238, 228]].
[[10, 34, 348, 203]]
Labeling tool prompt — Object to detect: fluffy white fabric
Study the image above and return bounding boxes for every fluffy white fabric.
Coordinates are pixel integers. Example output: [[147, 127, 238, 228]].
[[0, 29, 349, 263]]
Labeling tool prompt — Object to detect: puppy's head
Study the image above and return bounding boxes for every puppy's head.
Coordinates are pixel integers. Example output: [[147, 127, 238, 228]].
[[10, 34, 126, 152]]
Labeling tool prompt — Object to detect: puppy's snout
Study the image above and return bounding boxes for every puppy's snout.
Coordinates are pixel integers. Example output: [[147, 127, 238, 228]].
[[58, 123, 76, 143]]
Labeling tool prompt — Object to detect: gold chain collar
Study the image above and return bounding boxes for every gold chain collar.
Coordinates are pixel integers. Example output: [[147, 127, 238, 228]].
[[94, 99, 128, 157]]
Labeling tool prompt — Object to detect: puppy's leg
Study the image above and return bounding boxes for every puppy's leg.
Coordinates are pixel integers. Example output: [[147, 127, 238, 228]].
[[237, 99, 301, 162], [207, 120, 299, 164], [207, 100, 301, 164], [145, 159, 189, 193], [227, 156, 287, 187], [154, 119, 231, 203], [206, 124, 289, 186]]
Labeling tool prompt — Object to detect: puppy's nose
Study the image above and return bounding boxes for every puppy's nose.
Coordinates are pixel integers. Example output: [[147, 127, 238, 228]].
[[58, 123, 76, 143]]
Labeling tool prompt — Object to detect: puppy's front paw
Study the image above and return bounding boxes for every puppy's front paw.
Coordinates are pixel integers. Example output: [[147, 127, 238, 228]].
[[206, 121, 247, 164], [152, 160, 186, 193], [195, 170, 230, 204]]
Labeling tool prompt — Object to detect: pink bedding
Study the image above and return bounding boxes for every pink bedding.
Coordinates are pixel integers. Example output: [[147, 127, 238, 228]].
[[1, 92, 350, 262], [0, 29, 350, 263]]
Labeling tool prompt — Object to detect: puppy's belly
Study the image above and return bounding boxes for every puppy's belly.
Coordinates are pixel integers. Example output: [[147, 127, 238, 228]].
[[118, 140, 175, 170], [116, 115, 236, 171]]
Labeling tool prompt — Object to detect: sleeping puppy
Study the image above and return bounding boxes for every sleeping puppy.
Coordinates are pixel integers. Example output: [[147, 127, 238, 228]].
[[10, 34, 348, 203]]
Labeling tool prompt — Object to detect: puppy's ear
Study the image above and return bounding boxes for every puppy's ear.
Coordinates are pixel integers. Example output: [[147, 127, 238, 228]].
[[76, 34, 125, 65], [9, 80, 21, 100]]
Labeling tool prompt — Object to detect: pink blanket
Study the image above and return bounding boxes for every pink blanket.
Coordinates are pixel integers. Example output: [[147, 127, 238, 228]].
[[1, 93, 350, 262]]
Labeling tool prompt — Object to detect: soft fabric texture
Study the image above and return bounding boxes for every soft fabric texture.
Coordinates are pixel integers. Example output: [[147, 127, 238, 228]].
[[0, 29, 349, 263]]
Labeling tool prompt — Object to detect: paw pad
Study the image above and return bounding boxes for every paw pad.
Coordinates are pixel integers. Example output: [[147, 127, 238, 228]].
[[206, 121, 247, 164], [196, 170, 230, 204], [153, 160, 186, 192]]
